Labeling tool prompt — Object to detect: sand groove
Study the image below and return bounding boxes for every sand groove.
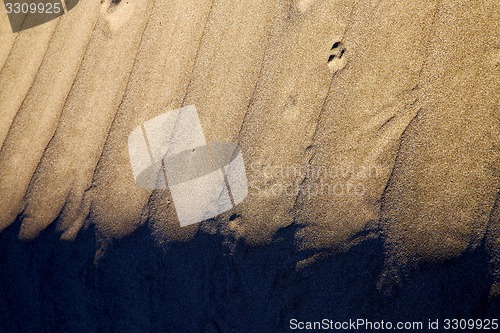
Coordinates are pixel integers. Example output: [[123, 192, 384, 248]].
[[90, 0, 214, 240], [0, 14, 59, 148], [379, 0, 500, 290], [18, 0, 155, 240], [0, 0, 498, 293], [0, 0, 99, 234]]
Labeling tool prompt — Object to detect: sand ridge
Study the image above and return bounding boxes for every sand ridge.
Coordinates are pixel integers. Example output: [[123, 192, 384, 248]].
[[0, 0, 498, 294]]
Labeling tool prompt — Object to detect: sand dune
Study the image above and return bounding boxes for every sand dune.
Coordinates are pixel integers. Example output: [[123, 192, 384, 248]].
[[379, 0, 499, 290], [0, 0, 498, 295]]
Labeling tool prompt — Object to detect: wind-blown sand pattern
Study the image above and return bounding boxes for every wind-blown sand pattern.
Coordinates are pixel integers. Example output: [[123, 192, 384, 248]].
[[379, 0, 500, 291], [0, 0, 499, 328]]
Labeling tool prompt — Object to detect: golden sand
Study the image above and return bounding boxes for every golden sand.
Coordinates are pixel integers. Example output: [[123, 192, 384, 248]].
[[0, 0, 498, 293]]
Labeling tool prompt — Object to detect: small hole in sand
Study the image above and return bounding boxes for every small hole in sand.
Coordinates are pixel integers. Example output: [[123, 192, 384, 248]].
[[331, 42, 342, 50], [327, 42, 347, 72]]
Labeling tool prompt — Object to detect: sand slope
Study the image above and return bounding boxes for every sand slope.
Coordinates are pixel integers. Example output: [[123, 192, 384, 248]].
[[0, 0, 498, 293]]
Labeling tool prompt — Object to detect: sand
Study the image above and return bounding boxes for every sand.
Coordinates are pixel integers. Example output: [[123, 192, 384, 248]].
[[0, 0, 498, 294]]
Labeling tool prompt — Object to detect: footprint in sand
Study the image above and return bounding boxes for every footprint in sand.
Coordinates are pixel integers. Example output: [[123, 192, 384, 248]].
[[327, 41, 347, 73]]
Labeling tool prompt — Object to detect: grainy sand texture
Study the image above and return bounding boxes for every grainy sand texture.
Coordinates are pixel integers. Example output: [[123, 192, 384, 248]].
[[0, 0, 499, 315]]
